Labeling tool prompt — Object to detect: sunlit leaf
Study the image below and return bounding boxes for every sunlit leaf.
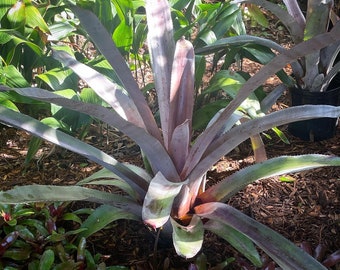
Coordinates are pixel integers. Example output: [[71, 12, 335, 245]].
[[24, 0, 50, 33], [204, 219, 262, 267], [142, 172, 185, 229], [171, 215, 204, 259], [195, 203, 327, 269], [79, 204, 138, 238], [198, 154, 340, 203]]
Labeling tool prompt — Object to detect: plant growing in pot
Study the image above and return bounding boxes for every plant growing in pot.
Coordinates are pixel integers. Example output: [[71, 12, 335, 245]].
[[0, 1, 340, 269], [230, 0, 340, 141]]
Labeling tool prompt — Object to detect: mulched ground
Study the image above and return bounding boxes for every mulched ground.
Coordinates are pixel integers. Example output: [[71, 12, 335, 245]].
[[0, 113, 339, 269]]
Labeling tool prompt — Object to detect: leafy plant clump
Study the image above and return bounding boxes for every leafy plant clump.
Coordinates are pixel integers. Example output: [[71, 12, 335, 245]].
[[231, 0, 340, 93], [0, 202, 116, 269], [0, 0, 340, 269]]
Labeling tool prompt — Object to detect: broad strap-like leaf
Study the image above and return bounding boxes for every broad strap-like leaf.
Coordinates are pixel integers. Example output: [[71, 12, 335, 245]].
[[282, 0, 305, 30], [142, 172, 186, 229], [304, 0, 332, 41], [195, 34, 286, 55], [198, 154, 340, 203], [0, 185, 142, 217], [322, 60, 340, 91], [78, 165, 152, 200], [78, 204, 139, 238], [195, 35, 302, 82], [232, 0, 304, 43], [204, 220, 262, 267], [0, 87, 179, 181], [70, 5, 161, 141], [189, 105, 340, 182], [195, 202, 327, 269], [52, 50, 144, 128], [145, 0, 175, 147], [169, 120, 190, 173], [182, 23, 340, 179], [168, 37, 195, 149], [0, 104, 148, 199], [170, 216, 204, 259]]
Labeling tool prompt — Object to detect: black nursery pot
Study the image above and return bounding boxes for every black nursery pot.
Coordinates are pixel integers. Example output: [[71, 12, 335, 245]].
[[288, 86, 340, 142]]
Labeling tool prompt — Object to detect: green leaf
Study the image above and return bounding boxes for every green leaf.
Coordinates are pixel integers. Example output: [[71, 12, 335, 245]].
[[142, 172, 186, 229], [0, 185, 142, 216], [24, 0, 49, 33], [48, 21, 76, 41], [52, 50, 144, 126], [193, 100, 229, 130], [36, 67, 79, 91], [0, 0, 15, 21], [198, 154, 340, 203], [204, 220, 262, 267], [62, 213, 83, 224], [24, 136, 43, 166], [6, 0, 26, 30], [39, 249, 54, 270], [1, 65, 30, 88], [0, 98, 18, 111], [78, 167, 146, 200], [3, 247, 31, 260], [70, 5, 161, 142], [195, 203, 327, 270], [247, 4, 269, 27], [79, 204, 138, 238], [170, 215, 204, 259]]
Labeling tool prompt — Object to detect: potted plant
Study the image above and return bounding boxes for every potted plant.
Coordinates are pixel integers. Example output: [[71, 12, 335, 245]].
[[229, 0, 340, 141], [0, 1, 340, 268]]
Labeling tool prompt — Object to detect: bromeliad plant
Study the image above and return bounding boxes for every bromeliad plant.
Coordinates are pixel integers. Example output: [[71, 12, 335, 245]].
[[0, 1, 340, 269], [0, 202, 114, 269], [230, 0, 340, 93]]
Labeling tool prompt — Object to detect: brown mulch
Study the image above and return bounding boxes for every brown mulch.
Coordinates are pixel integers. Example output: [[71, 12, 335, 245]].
[[0, 117, 339, 269]]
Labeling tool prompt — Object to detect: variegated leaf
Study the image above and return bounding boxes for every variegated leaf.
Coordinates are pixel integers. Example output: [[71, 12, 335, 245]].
[[142, 172, 186, 229], [170, 215, 204, 259]]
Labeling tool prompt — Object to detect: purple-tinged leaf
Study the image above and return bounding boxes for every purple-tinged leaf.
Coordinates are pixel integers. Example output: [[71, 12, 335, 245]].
[[169, 37, 195, 148], [183, 23, 340, 180], [143, 172, 186, 229], [198, 154, 340, 203], [282, 0, 305, 30], [189, 105, 340, 183], [70, 5, 161, 142], [0, 185, 142, 218], [0, 231, 19, 255], [195, 203, 327, 269], [169, 120, 190, 173], [314, 244, 327, 262], [170, 215, 204, 259], [264, 261, 276, 270], [145, 0, 175, 147], [188, 264, 198, 270], [0, 87, 179, 181], [249, 133, 267, 163], [204, 220, 262, 267], [171, 185, 191, 220], [300, 241, 313, 255], [322, 250, 340, 267], [52, 50, 144, 128]]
